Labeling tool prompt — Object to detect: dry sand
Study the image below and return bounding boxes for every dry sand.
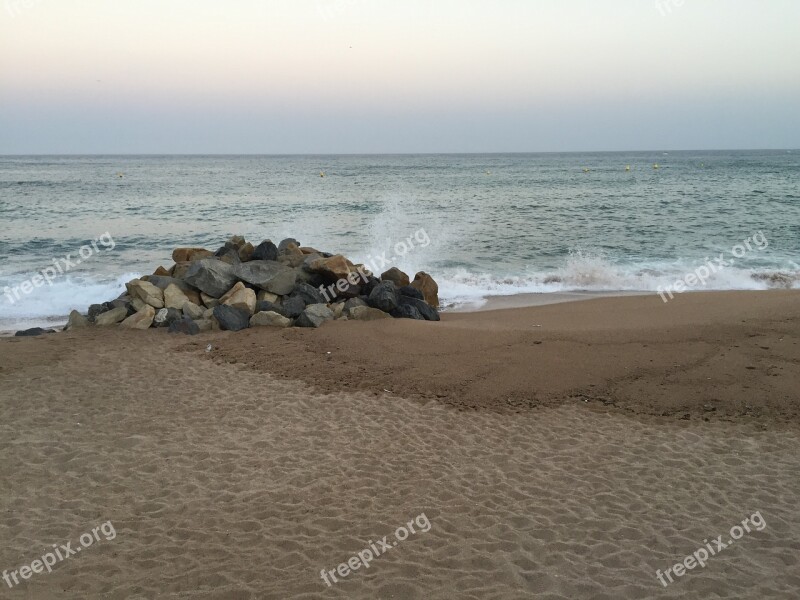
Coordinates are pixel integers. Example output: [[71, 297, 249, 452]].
[[1, 290, 799, 598]]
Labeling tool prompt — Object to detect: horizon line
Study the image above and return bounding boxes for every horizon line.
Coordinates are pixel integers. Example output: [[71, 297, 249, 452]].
[[1, 148, 797, 157]]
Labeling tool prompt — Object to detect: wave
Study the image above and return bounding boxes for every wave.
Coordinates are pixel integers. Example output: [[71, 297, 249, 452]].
[[0, 246, 797, 331], [434, 253, 800, 307], [0, 273, 139, 331]]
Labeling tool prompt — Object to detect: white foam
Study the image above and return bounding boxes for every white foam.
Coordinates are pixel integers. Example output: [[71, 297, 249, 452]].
[[0, 272, 139, 331]]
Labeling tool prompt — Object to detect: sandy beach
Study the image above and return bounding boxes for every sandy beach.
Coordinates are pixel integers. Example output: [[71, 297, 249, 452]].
[[1, 290, 798, 598]]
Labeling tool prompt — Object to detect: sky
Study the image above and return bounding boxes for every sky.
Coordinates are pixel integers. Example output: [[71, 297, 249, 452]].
[[1, 0, 799, 154]]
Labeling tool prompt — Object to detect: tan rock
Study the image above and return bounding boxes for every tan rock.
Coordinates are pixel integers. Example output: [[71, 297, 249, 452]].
[[411, 272, 439, 308], [309, 255, 357, 282], [227, 235, 246, 249], [224, 287, 257, 315], [203, 307, 215, 320], [172, 248, 213, 263], [299, 246, 322, 255], [95, 306, 128, 326], [278, 254, 306, 268], [348, 306, 392, 321], [120, 305, 155, 329], [195, 318, 213, 332], [65, 310, 89, 330], [381, 267, 410, 288], [172, 261, 192, 279], [331, 302, 345, 319], [126, 279, 165, 309], [282, 241, 304, 256], [257, 290, 279, 304], [164, 283, 191, 310], [250, 311, 292, 328], [153, 265, 172, 276], [130, 296, 147, 312], [183, 302, 205, 320], [238, 242, 255, 262], [201, 292, 220, 308], [219, 282, 246, 304]]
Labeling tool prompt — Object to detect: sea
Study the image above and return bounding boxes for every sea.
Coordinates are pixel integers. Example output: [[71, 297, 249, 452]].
[[1, 151, 798, 331]]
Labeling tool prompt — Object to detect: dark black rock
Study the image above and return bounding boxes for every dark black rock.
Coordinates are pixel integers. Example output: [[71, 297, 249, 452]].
[[168, 316, 200, 336], [184, 259, 238, 298], [14, 327, 55, 337], [281, 296, 306, 319], [235, 261, 297, 295], [255, 301, 286, 317], [398, 285, 424, 300], [361, 276, 382, 296], [390, 304, 424, 320], [291, 282, 326, 305], [88, 304, 107, 322], [294, 270, 327, 289], [398, 295, 440, 321], [212, 305, 251, 331], [252, 240, 279, 262], [367, 281, 399, 313], [322, 280, 361, 300]]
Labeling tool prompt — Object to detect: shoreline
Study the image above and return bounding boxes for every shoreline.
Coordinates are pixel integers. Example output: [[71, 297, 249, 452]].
[[4, 288, 798, 423], [0, 287, 775, 335]]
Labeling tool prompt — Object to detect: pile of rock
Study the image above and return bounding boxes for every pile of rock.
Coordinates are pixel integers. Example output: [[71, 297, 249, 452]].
[[65, 236, 440, 335]]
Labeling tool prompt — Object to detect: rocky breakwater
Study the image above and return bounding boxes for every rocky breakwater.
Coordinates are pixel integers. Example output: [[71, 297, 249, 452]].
[[48, 236, 440, 337]]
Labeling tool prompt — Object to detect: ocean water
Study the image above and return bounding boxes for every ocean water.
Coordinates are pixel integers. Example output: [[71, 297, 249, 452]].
[[1, 152, 798, 330]]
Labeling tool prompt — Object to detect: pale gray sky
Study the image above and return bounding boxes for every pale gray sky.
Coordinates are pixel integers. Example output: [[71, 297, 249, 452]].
[[1, 0, 798, 153]]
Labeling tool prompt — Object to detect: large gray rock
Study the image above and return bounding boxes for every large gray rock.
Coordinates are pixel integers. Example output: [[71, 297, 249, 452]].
[[235, 261, 297, 295], [367, 281, 399, 313], [212, 304, 251, 331], [250, 311, 292, 328], [295, 304, 334, 328], [184, 259, 238, 298]]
